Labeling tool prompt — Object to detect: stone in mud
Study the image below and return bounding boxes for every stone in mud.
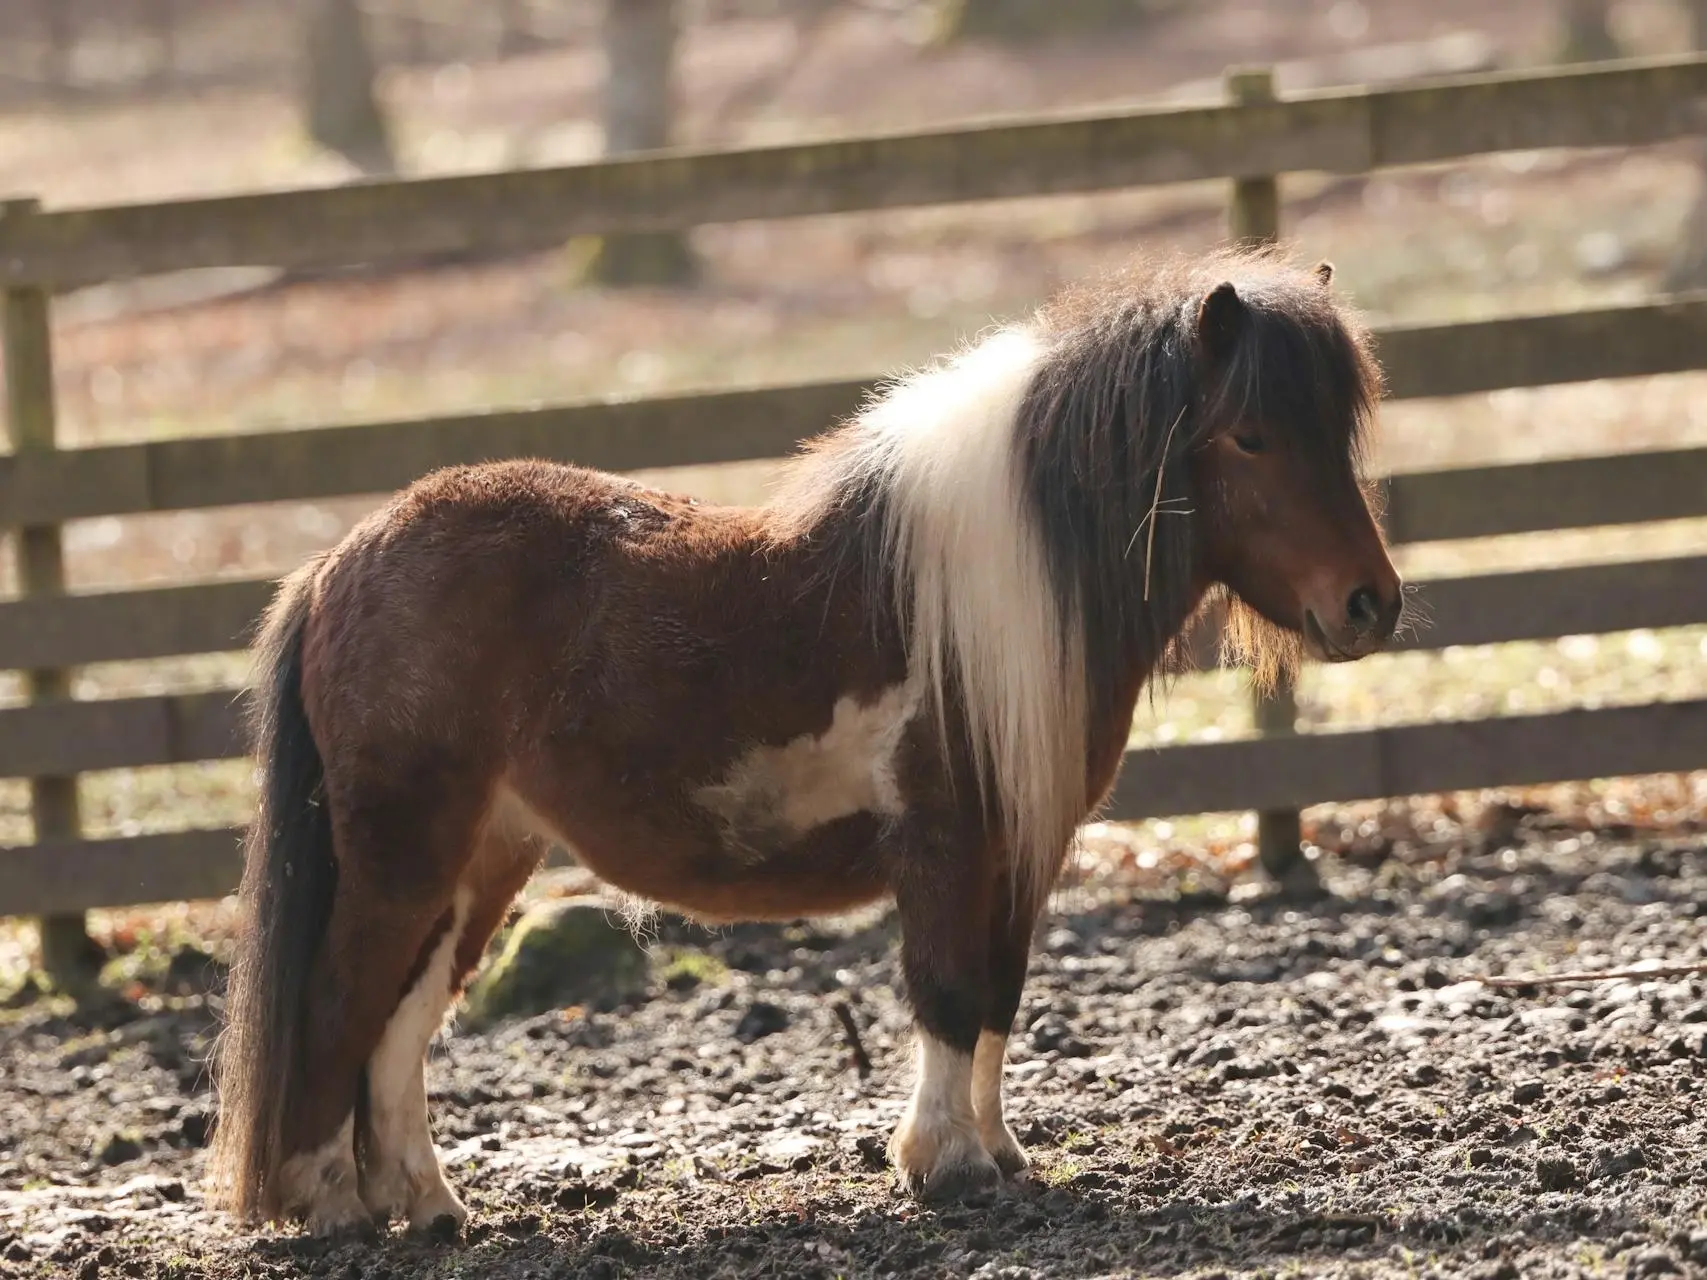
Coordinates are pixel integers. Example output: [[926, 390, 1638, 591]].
[[97, 1132, 144, 1166], [734, 1000, 789, 1044], [1029, 1012, 1090, 1057], [1629, 1250, 1683, 1277], [1535, 1151, 1580, 1191], [1592, 1142, 1647, 1181], [462, 897, 649, 1025]]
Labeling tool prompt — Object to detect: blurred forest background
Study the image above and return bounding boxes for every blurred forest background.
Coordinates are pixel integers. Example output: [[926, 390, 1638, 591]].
[[2, 0, 1706, 908]]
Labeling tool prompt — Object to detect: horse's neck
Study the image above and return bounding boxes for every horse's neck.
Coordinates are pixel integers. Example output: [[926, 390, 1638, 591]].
[[1083, 576, 1214, 782]]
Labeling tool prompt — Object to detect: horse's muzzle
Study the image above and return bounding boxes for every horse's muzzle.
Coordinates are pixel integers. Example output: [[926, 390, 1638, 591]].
[[1304, 606, 1392, 663]]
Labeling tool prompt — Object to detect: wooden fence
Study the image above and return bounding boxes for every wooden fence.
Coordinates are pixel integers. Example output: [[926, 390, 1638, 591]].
[[4, 53, 1707, 932]]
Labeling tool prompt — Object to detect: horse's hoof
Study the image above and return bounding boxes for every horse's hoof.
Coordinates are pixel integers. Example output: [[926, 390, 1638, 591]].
[[988, 1139, 1030, 1179], [406, 1182, 469, 1238], [308, 1206, 380, 1241], [415, 1212, 464, 1243], [976, 1117, 1030, 1178], [898, 1149, 1002, 1204]]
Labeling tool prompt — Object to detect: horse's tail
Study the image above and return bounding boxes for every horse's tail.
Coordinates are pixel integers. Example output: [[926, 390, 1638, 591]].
[[207, 558, 334, 1221]]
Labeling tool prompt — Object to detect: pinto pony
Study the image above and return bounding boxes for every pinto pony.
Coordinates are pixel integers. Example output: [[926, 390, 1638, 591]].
[[208, 249, 1402, 1235]]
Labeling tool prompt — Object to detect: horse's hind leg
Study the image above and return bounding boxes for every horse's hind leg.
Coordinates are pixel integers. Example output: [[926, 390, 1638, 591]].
[[355, 890, 472, 1231], [277, 777, 484, 1235], [277, 881, 458, 1234], [359, 827, 538, 1232], [888, 823, 1002, 1201]]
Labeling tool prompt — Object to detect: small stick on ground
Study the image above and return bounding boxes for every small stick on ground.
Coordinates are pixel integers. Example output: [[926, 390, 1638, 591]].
[[1478, 960, 1707, 989], [832, 998, 871, 1077]]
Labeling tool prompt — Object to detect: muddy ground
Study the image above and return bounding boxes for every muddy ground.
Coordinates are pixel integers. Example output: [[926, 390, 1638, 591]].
[[4, 814, 1707, 1280]]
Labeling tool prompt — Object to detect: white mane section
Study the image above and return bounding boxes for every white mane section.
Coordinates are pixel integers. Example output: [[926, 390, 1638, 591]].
[[813, 327, 1089, 906]]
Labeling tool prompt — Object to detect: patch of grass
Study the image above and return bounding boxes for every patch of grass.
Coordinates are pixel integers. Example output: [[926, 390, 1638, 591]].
[[654, 947, 731, 991], [1060, 1128, 1097, 1153], [1036, 1157, 1083, 1187]]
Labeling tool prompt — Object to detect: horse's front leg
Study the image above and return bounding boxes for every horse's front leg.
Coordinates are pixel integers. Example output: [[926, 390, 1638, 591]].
[[888, 822, 1003, 1201], [974, 873, 1046, 1177]]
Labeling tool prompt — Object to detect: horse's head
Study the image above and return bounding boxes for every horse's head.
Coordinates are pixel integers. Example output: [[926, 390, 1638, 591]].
[[1186, 261, 1402, 672]]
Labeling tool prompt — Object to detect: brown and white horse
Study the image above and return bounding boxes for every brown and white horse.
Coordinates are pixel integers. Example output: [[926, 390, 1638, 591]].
[[208, 249, 1402, 1235]]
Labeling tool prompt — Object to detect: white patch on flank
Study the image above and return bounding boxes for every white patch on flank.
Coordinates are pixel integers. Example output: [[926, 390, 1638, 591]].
[[362, 886, 472, 1228], [695, 677, 923, 855], [277, 1113, 366, 1235], [888, 1032, 997, 1190], [774, 326, 1087, 902]]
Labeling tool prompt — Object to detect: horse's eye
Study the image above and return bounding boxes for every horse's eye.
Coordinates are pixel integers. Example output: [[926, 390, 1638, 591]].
[[1230, 431, 1265, 455]]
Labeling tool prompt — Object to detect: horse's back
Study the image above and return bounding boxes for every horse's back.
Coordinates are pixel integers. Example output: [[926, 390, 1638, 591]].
[[293, 461, 707, 745]]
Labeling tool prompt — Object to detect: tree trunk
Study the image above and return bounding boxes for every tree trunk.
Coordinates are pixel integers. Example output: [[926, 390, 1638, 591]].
[[583, 0, 696, 288], [584, 0, 697, 287], [1556, 0, 1621, 62], [300, 0, 396, 177], [935, 0, 1151, 43], [147, 0, 176, 86], [42, 0, 73, 92], [498, 0, 535, 57], [1662, 0, 1707, 291]]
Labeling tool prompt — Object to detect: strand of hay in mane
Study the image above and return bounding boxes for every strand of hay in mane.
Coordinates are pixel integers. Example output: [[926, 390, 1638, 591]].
[[1137, 404, 1190, 602]]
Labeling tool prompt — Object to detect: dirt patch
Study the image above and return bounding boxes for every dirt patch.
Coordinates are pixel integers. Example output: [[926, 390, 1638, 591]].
[[4, 819, 1707, 1278]]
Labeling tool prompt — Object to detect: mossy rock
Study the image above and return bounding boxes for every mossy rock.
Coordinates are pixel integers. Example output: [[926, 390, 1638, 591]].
[[463, 897, 649, 1026], [656, 947, 730, 992]]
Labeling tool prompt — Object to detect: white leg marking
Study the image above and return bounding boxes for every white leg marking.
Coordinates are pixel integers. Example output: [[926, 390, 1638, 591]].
[[972, 1030, 1027, 1175], [277, 1113, 367, 1235], [360, 887, 472, 1231], [889, 1033, 999, 1199]]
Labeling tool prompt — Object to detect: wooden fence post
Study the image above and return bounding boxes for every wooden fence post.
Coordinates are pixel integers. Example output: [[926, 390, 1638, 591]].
[[147, 0, 178, 86], [2, 198, 97, 985], [42, 0, 73, 94], [1225, 67, 1314, 892]]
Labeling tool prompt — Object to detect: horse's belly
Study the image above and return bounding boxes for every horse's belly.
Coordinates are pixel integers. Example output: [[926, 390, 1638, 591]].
[[503, 677, 921, 921], [497, 783, 894, 925]]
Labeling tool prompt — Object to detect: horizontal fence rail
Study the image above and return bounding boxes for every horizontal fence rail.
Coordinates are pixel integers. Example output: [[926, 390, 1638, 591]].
[[0, 578, 276, 671], [0, 54, 1703, 288], [1107, 699, 1707, 820], [5, 292, 1707, 529], [7, 697, 1705, 917]]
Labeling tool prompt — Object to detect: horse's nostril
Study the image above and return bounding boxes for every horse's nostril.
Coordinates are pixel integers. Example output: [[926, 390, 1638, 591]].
[[1346, 586, 1381, 634]]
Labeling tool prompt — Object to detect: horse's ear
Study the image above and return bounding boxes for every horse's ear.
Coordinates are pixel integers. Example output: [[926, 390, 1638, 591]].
[[1196, 281, 1245, 358], [1313, 260, 1335, 288]]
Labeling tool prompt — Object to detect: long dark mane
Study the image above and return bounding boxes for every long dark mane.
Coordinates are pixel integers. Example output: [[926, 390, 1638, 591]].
[[1017, 246, 1385, 723]]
